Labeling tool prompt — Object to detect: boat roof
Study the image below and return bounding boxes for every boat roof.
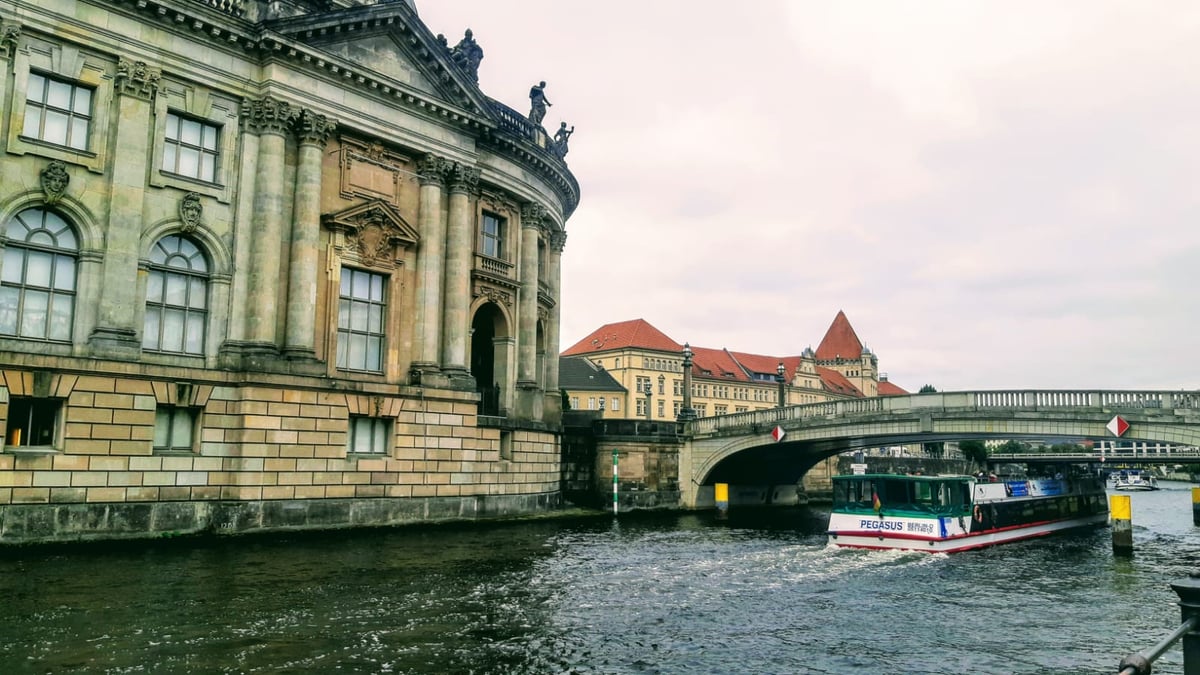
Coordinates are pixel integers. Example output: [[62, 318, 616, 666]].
[[833, 473, 975, 482]]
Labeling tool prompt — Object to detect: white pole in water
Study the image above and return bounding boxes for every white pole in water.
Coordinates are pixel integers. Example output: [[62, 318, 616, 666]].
[[612, 449, 619, 515]]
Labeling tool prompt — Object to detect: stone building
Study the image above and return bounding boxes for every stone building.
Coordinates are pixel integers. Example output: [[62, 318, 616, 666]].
[[0, 0, 579, 543], [560, 311, 908, 420]]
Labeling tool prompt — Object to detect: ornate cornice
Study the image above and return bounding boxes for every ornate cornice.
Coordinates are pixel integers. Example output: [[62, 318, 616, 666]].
[[115, 57, 162, 101], [296, 109, 336, 146], [241, 97, 298, 136], [1, 23, 20, 59], [480, 191, 518, 217]]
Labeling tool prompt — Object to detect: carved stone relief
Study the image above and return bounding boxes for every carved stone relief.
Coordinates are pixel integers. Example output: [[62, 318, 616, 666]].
[[115, 57, 162, 100], [179, 192, 202, 232], [323, 199, 420, 270], [40, 161, 69, 204], [338, 136, 409, 204]]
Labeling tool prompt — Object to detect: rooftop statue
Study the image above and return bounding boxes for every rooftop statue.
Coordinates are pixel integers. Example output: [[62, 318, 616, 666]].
[[449, 28, 483, 82], [553, 122, 574, 159], [528, 81, 551, 126]]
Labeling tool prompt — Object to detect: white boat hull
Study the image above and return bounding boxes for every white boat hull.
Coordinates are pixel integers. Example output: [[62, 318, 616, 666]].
[[827, 512, 1109, 554]]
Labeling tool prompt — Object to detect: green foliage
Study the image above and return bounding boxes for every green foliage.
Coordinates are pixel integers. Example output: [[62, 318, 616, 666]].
[[1048, 442, 1085, 453], [918, 384, 938, 393], [560, 389, 571, 411], [959, 440, 989, 465], [996, 440, 1028, 454]]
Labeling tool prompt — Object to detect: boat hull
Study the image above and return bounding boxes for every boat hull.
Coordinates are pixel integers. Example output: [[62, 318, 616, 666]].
[[828, 512, 1109, 553]]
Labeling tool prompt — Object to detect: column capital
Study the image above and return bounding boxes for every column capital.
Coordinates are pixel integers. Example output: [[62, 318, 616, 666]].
[[296, 109, 336, 147], [446, 162, 480, 193], [242, 97, 298, 136], [548, 230, 567, 252], [1, 23, 20, 59], [418, 154, 450, 186], [114, 57, 162, 101], [521, 202, 546, 229]]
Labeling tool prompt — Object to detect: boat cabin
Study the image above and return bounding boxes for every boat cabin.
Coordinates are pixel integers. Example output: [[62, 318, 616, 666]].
[[832, 474, 974, 517]]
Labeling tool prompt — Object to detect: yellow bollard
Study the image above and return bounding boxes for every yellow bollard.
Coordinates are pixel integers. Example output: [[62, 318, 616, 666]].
[[1193, 487, 1200, 527], [1111, 494, 1133, 556], [715, 483, 729, 517]]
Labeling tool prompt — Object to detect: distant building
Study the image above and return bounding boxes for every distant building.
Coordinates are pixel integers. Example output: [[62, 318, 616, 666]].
[[559, 356, 626, 416], [561, 311, 908, 420], [0, 0, 579, 542]]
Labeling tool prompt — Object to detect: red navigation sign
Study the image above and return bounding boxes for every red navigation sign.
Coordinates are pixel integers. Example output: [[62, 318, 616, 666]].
[[1106, 415, 1129, 437], [771, 426, 786, 442]]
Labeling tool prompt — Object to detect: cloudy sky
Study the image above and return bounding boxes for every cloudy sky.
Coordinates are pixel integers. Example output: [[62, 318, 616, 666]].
[[416, 1, 1200, 392]]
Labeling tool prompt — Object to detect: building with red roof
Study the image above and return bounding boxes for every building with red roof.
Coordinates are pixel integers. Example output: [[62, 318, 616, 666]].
[[561, 312, 907, 419]]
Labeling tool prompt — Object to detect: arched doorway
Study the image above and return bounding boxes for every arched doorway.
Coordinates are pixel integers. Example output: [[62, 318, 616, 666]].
[[470, 302, 510, 416]]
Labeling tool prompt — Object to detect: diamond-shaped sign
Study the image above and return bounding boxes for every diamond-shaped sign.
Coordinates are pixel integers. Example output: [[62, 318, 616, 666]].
[[1106, 415, 1129, 437], [771, 426, 786, 442]]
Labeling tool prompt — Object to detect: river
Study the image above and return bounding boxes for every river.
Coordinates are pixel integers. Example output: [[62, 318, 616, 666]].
[[0, 483, 1196, 674]]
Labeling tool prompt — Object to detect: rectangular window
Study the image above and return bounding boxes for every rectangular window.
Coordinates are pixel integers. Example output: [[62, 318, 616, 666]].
[[23, 73, 92, 150], [611, 398, 620, 412], [657, 400, 665, 418], [636, 399, 646, 417], [154, 406, 196, 453], [587, 397, 595, 410], [163, 112, 220, 182], [5, 396, 61, 448], [480, 212, 505, 259], [336, 267, 387, 373], [570, 396, 579, 410], [348, 416, 389, 454]]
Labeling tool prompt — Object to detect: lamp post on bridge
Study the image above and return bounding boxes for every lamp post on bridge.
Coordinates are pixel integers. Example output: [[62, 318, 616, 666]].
[[777, 362, 787, 408], [677, 343, 697, 422], [643, 380, 653, 422]]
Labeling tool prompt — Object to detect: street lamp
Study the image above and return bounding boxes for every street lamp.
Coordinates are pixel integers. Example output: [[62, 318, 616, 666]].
[[777, 362, 787, 408], [678, 343, 697, 421], [643, 379, 653, 422]]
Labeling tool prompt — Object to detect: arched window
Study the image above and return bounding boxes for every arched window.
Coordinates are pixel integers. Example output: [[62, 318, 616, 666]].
[[143, 235, 208, 355], [0, 208, 78, 341]]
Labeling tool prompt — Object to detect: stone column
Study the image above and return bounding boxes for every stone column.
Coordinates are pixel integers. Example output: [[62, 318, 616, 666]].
[[241, 97, 297, 352], [283, 109, 335, 360], [544, 230, 566, 393], [440, 162, 478, 382], [516, 203, 543, 386], [88, 58, 161, 357], [410, 154, 448, 377]]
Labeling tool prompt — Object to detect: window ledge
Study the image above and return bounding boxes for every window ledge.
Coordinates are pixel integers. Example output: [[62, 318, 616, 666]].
[[2, 446, 59, 455]]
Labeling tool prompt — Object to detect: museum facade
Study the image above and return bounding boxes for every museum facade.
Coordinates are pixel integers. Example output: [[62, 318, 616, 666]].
[[0, 0, 578, 543]]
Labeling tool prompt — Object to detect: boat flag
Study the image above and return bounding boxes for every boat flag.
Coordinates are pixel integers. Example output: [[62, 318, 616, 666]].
[[872, 490, 881, 512]]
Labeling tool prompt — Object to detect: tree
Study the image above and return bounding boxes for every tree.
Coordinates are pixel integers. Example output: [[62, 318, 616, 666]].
[[996, 440, 1027, 454], [919, 384, 938, 393], [959, 440, 989, 466], [560, 389, 571, 411]]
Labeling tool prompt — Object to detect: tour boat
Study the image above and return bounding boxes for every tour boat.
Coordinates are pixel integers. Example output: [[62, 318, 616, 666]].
[[826, 472, 1109, 553], [1112, 470, 1159, 491]]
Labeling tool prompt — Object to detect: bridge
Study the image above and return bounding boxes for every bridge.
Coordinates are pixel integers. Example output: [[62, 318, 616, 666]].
[[676, 389, 1200, 507]]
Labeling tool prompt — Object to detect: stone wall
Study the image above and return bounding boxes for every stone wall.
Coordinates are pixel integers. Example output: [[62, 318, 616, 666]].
[[0, 364, 562, 544]]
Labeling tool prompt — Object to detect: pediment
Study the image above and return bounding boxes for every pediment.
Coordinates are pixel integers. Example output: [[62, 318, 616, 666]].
[[265, 4, 492, 116], [323, 199, 420, 266]]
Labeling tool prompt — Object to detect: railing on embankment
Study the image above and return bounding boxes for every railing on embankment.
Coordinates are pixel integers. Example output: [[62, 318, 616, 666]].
[[688, 390, 1200, 437], [1116, 572, 1200, 674]]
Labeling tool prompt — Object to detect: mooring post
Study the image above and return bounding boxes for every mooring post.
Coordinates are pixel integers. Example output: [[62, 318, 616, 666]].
[[1170, 573, 1200, 675], [1192, 487, 1199, 527], [715, 482, 729, 518], [1111, 494, 1133, 556], [612, 449, 619, 516]]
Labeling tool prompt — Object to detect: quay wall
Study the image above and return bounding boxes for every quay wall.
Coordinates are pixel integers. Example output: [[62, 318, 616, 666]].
[[0, 367, 562, 545]]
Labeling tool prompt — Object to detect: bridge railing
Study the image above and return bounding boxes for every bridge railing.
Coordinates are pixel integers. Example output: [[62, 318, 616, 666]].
[[691, 389, 1200, 436]]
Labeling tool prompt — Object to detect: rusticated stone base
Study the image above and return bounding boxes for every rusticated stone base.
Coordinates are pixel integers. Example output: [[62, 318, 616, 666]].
[[0, 492, 562, 546]]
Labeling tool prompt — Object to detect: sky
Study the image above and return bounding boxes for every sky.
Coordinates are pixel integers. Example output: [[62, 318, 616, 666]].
[[415, 1, 1200, 392]]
